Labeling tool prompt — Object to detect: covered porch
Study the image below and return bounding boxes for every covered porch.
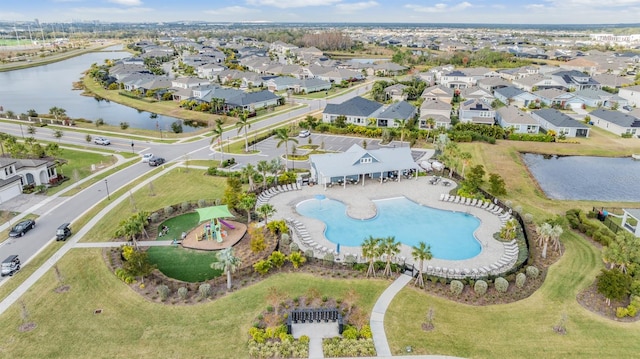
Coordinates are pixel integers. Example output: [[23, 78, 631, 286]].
[[621, 208, 640, 237]]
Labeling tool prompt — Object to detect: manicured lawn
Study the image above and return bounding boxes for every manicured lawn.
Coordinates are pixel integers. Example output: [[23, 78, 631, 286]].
[[156, 212, 200, 240], [385, 230, 640, 358], [47, 148, 117, 195], [0, 249, 388, 358], [81, 169, 227, 242], [147, 246, 221, 282]]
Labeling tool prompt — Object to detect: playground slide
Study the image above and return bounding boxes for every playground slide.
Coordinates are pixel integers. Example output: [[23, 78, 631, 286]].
[[219, 219, 236, 230]]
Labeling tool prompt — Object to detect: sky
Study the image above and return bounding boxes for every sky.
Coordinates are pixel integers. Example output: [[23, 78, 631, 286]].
[[1, 0, 640, 25]]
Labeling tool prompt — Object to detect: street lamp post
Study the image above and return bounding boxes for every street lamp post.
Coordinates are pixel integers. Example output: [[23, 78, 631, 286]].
[[104, 179, 111, 200]]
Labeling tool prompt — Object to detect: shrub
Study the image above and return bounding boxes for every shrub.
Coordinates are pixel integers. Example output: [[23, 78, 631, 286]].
[[516, 273, 527, 288], [164, 206, 174, 216], [157, 285, 170, 301], [198, 283, 211, 299], [253, 259, 272, 275], [304, 249, 314, 259], [324, 253, 335, 262], [616, 307, 629, 318], [177, 287, 188, 300], [181, 202, 190, 212], [299, 335, 310, 344], [627, 304, 638, 317], [344, 254, 357, 265], [449, 280, 464, 296], [474, 280, 488, 295], [342, 326, 359, 340], [524, 213, 534, 223], [290, 242, 299, 252], [120, 121, 130, 130], [526, 266, 540, 279], [359, 325, 373, 339], [149, 212, 160, 223], [494, 277, 509, 293], [280, 233, 290, 247], [197, 199, 207, 207]]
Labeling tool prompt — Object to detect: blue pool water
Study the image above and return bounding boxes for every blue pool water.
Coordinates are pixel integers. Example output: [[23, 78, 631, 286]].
[[296, 197, 482, 260]]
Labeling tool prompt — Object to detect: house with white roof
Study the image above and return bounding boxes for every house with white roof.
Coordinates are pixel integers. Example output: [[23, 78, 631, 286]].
[[419, 99, 452, 129], [619, 85, 640, 107], [0, 158, 58, 202], [588, 108, 640, 137], [309, 144, 419, 188], [574, 89, 628, 109]]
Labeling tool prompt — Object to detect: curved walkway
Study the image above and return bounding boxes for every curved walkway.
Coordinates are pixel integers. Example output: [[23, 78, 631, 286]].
[[370, 274, 413, 357]]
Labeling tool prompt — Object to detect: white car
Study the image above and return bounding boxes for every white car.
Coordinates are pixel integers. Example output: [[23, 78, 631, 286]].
[[94, 137, 110, 145], [299, 130, 311, 138], [142, 153, 154, 163]]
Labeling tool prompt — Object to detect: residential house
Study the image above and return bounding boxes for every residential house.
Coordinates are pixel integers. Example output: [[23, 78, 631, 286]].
[[414, 72, 435, 86], [440, 70, 474, 89], [592, 73, 634, 89], [498, 66, 539, 81], [269, 41, 298, 54], [477, 77, 510, 92], [0, 158, 58, 202], [265, 77, 331, 94], [419, 99, 452, 129], [375, 101, 417, 128], [421, 84, 454, 103], [495, 106, 540, 134], [171, 77, 210, 90], [494, 86, 539, 108], [323, 97, 383, 126], [384, 84, 408, 101], [574, 89, 628, 109], [549, 70, 601, 91], [373, 62, 407, 76], [531, 109, 590, 137], [588, 108, 640, 137], [534, 88, 579, 108], [619, 85, 640, 107], [196, 63, 226, 80], [459, 86, 495, 103], [458, 99, 495, 125], [559, 58, 599, 75]]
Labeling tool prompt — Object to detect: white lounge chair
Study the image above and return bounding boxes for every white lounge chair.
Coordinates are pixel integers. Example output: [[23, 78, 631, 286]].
[[469, 198, 477, 206], [476, 200, 484, 208], [464, 197, 472, 205], [448, 195, 456, 202], [439, 193, 446, 201]]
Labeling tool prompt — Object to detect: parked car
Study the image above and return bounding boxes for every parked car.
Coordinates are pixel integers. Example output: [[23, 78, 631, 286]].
[[622, 105, 633, 111], [1, 255, 20, 277], [94, 137, 111, 145], [9, 219, 36, 237], [142, 153, 154, 163], [56, 223, 72, 241], [148, 157, 166, 166], [299, 130, 311, 138]]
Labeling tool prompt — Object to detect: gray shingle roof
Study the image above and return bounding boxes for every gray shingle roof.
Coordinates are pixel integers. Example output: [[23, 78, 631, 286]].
[[494, 86, 525, 99], [533, 109, 589, 128], [377, 101, 416, 120], [590, 109, 640, 128], [323, 96, 382, 117]]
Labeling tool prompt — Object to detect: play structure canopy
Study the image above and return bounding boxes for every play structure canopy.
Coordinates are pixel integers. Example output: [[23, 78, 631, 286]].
[[196, 205, 234, 222]]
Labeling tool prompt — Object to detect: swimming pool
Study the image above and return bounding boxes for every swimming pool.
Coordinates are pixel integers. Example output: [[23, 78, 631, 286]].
[[296, 196, 482, 260]]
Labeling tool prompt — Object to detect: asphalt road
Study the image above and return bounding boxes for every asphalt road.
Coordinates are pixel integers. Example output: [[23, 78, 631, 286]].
[[0, 82, 372, 279]]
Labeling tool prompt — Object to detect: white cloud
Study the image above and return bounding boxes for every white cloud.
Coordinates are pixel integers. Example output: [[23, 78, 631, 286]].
[[205, 6, 259, 16], [245, 0, 342, 9], [404, 2, 472, 13], [335, 1, 379, 12], [107, 0, 143, 6], [544, 0, 640, 6], [70, 6, 153, 16]]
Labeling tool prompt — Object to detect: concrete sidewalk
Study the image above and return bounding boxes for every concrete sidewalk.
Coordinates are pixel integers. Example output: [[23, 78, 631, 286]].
[[370, 274, 413, 357]]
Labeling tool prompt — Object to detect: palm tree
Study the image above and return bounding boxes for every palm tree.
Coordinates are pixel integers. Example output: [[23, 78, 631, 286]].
[[274, 128, 298, 170], [393, 118, 410, 147], [236, 110, 251, 152], [425, 117, 436, 140], [241, 163, 257, 192], [210, 119, 224, 163], [411, 241, 433, 288], [237, 193, 256, 223], [49, 106, 66, 120], [26, 125, 37, 136], [603, 233, 638, 274], [459, 152, 472, 178], [362, 236, 381, 278], [256, 160, 270, 189], [380, 236, 400, 277], [53, 129, 63, 143], [256, 204, 276, 224], [548, 224, 563, 255], [211, 247, 242, 290], [114, 216, 144, 249]]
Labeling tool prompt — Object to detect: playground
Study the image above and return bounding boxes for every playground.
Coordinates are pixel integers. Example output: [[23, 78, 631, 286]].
[[179, 205, 247, 251]]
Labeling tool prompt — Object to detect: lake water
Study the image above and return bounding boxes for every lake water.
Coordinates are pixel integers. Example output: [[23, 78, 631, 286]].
[[0, 45, 199, 132], [521, 153, 640, 202]]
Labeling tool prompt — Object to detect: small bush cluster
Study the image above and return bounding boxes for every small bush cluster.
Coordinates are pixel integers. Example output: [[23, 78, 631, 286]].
[[248, 325, 308, 358], [114, 268, 135, 284], [526, 266, 540, 279], [197, 199, 207, 207], [177, 287, 188, 300], [322, 337, 376, 357], [515, 273, 527, 289], [449, 280, 464, 296], [149, 212, 160, 223], [474, 280, 488, 295], [566, 209, 615, 246], [494, 277, 509, 293], [289, 242, 299, 252], [180, 202, 190, 212], [616, 296, 640, 318], [199, 283, 211, 299], [163, 205, 174, 216], [507, 133, 554, 142], [266, 220, 288, 235], [157, 285, 170, 301]]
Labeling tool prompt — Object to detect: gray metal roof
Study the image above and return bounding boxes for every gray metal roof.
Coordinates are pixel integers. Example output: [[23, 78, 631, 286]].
[[494, 86, 525, 99], [496, 106, 538, 125], [310, 144, 418, 180], [590, 109, 640, 128]]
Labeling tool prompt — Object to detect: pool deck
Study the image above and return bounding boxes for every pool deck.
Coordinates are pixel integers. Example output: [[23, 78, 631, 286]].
[[269, 176, 515, 274]]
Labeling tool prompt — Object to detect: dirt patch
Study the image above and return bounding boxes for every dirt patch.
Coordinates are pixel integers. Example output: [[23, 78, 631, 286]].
[[18, 322, 37, 332], [54, 285, 71, 293]]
